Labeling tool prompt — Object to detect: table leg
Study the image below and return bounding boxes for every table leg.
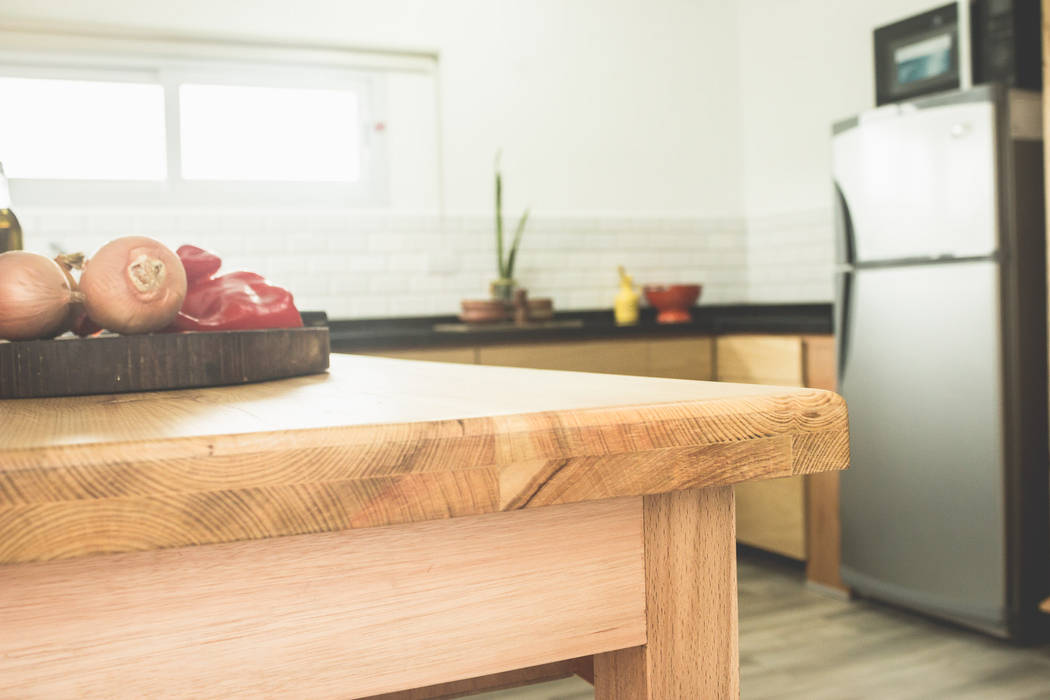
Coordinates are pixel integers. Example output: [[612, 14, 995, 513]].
[[594, 486, 739, 699]]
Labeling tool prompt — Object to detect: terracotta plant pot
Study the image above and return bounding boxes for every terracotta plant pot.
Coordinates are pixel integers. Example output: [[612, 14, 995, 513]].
[[527, 298, 554, 321], [460, 299, 507, 324], [643, 284, 702, 324]]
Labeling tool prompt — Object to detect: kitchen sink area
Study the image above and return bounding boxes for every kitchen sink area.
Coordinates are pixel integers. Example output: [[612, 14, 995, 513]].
[[318, 304, 833, 354]]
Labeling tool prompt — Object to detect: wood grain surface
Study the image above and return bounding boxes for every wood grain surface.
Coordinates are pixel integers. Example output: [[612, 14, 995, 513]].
[[735, 476, 807, 559], [802, 335, 836, 391], [479, 339, 651, 375], [595, 487, 739, 698], [360, 659, 585, 700], [0, 354, 848, 565], [801, 334, 846, 590], [361, 346, 479, 364], [643, 336, 714, 380], [0, 327, 329, 398], [715, 334, 804, 386], [478, 337, 714, 380], [0, 497, 645, 699]]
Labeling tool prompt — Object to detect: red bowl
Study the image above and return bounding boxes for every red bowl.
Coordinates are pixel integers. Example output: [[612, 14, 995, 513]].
[[643, 284, 701, 324]]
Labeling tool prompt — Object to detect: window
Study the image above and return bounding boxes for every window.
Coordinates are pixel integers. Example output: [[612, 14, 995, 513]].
[[0, 76, 167, 180], [178, 83, 360, 182], [0, 31, 420, 207]]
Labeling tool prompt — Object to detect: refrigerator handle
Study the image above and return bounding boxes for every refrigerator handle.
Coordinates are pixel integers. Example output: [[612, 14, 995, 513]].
[[833, 181, 856, 266], [836, 270, 852, 383]]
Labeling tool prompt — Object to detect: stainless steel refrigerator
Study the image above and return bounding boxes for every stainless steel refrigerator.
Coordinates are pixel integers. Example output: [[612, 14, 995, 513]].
[[833, 85, 1049, 639]]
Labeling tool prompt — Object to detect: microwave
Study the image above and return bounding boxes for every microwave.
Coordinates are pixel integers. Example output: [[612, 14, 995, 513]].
[[874, 0, 1041, 106]]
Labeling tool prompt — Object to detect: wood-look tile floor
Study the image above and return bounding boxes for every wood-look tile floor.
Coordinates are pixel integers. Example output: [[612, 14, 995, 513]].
[[472, 550, 1050, 699]]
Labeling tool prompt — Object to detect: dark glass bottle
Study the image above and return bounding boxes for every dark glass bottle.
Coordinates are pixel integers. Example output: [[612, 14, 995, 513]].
[[0, 161, 23, 253]]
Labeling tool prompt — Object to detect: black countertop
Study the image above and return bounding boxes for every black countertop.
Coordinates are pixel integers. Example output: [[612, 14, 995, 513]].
[[305, 303, 833, 353]]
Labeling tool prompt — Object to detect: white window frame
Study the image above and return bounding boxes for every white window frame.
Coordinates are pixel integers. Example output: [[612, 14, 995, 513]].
[[0, 26, 437, 209]]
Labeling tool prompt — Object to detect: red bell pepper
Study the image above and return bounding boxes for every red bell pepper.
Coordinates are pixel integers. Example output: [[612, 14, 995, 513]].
[[170, 245, 303, 332]]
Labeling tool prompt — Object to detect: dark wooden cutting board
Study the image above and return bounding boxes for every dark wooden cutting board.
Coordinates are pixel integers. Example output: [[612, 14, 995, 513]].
[[0, 327, 329, 399]]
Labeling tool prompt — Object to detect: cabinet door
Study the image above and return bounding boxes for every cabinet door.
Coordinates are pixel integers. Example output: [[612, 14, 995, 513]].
[[719, 334, 807, 560], [645, 337, 713, 380], [800, 335, 845, 589], [359, 347, 477, 364], [735, 478, 807, 560], [802, 335, 836, 391], [715, 335, 804, 386], [479, 340, 649, 376]]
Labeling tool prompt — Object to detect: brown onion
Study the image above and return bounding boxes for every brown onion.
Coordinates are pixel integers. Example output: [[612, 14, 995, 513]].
[[0, 251, 83, 340], [55, 252, 86, 334], [80, 236, 187, 334]]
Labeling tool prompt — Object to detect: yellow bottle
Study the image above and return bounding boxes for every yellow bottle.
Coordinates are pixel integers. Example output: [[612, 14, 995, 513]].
[[0, 161, 22, 253], [614, 266, 640, 326]]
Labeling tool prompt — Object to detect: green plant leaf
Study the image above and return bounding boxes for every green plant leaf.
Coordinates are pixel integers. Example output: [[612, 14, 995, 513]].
[[495, 155, 505, 278], [505, 208, 530, 279]]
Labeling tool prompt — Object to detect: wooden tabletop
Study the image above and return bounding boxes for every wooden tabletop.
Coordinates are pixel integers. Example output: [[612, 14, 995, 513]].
[[0, 354, 849, 565]]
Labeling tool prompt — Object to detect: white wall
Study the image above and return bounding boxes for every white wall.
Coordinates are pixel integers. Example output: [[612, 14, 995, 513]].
[[736, 0, 942, 302], [1, 1, 950, 314], [737, 0, 943, 217], [0, 0, 745, 216], [0, 0, 753, 318]]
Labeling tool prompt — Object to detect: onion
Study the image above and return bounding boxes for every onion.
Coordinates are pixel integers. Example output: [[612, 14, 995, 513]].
[[80, 236, 187, 334], [0, 251, 83, 341], [55, 252, 86, 334]]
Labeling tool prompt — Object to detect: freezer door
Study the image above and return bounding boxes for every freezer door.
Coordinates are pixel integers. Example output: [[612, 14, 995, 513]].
[[839, 261, 1007, 629], [833, 99, 998, 264]]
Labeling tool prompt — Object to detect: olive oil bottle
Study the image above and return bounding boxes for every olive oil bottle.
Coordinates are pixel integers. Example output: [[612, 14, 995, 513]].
[[0, 161, 23, 253]]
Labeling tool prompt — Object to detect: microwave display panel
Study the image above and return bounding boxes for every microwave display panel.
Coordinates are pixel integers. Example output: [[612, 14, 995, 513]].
[[875, 0, 1041, 106], [874, 3, 960, 106], [895, 33, 953, 84]]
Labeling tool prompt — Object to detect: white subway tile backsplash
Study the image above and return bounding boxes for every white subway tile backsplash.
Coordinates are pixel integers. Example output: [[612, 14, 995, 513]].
[[307, 255, 353, 275], [388, 295, 438, 316], [285, 232, 329, 254], [746, 207, 834, 304], [340, 253, 388, 272], [217, 213, 265, 235], [367, 232, 409, 252], [383, 253, 429, 273], [340, 297, 391, 318], [329, 275, 374, 295], [19, 207, 805, 317], [459, 250, 493, 272], [38, 213, 86, 236], [328, 233, 369, 252]]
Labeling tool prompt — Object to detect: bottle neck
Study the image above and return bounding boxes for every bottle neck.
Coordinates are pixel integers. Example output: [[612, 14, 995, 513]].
[[0, 172, 10, 210]]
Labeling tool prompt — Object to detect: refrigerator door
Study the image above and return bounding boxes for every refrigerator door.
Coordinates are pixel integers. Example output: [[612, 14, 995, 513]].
[[838, 261, 1007, 632], [833, 97, 998, 264]]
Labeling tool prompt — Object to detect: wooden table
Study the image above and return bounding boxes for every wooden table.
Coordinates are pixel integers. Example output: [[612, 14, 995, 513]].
[[0, 354, 849, 698]]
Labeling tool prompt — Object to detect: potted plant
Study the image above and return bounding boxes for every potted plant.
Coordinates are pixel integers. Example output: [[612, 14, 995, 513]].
[[490, 151, 530, 303]]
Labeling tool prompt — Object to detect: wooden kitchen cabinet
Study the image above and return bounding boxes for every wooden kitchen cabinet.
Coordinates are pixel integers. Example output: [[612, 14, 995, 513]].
[[735, 478, 807, 559], [644, 337, 714, 380], [719, 334, 808, 561], [478, 337, 713, 380], [715, 334, 804, 385], [720, 334, 844, 592], [801, 335, 845, 591], [364, 337, 714, 380]]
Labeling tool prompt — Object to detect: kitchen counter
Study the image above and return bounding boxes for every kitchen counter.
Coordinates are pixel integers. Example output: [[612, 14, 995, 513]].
[[317, 303, 832, 352], [0, 355, 848, 698]]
